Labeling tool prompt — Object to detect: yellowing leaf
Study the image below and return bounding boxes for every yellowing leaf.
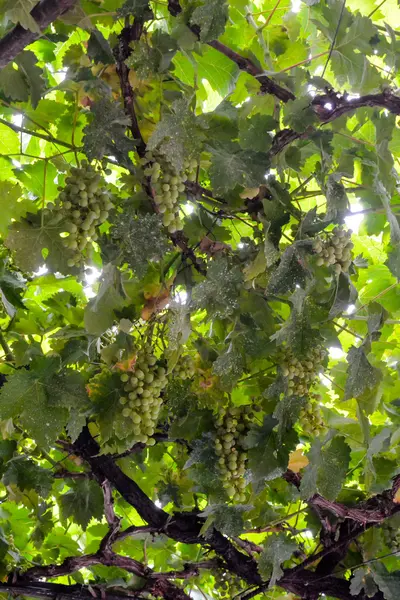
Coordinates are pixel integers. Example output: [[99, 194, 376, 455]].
[[288, 449, 309, 473], [393, 488, 400, 504]]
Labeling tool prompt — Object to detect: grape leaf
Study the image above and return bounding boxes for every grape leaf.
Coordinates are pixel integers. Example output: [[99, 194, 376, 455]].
[[5, 212, 75, 274], [111, 213, 170, 278], [300, 437, 351, 500], [147, 99, 201, 172], [244, 416, 291, 482], [350, 567, 378, 597], [190, 0, 229, 42], [326, 175, 349, 222], [212, 344, 243, 389], [371, 564, 400, 600], [266, 242, 312, 295], [209, 143, 270, 195], [192, 257, 242, 319], [0, 369, 68, 449], [0, 64, 29, 102], [386, 244, 400, 279], [3, 0, 41, 33], [117, 0, 153, 19], [83, 99, 133, 161], [200, 504, 248, 537], [258, 533, 297, 586], [344, 344, 382, 401], [3, 457, 52, 497], [59, 479, 104, 531], [87, 30, 115, 65], [84, 264, 127, 335], [15, 51, 45, 108]]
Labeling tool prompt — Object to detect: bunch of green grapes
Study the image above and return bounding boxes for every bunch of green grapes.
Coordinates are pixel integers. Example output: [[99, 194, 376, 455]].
[[381, 519, 400, 549], [142, 150, 197, 233], [299, 393, 327, 437], [118, 347, 168, 445], [174, 355, 196, 380], [281, 346, 326, 397], [313, 226, 354, 274], [52, 161, 113, 268], [214, 405, 256, 502], [214, 571, 243, 599]]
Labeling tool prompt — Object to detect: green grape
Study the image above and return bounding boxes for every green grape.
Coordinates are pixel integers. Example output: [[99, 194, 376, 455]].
[[313, 226, 354, 273], [299, 393, 327, 437], [280, 346, 326, 397], [143, 149, 198, 233], [115, 347, 168, 445], [214, 404, 255, 500], [49, 164, 114, 268]]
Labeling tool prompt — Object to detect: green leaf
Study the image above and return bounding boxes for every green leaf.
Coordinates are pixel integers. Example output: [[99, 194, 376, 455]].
[[283, 96, 317, 132], [238, 115, 275, 153], [0, 367, 68, 449], [192, 257, 242, 319], [3, 457, 52, 497], [147, 99, 201, 172], [117, 0, 153, 19], [371, 564, 400, 600], [325, 175, 349, 222], [208, 143, 270, 195], [111, 213, 170, 278], [350, 567, 378, 597], [212, 343, 243, 389], [3, 0, 41, 33], [200, 504, 248, 537], [87, 30, 115, 65], [266, 242, 312, 296], [258, 533, 297, 586], [244, 416, 291, 482], [386, 244, 400, 279], [300, 437, 351, 500], [190, 0, 229, 43], [0, 64, 29, 102], [84, 264, 127, 335], [59, 479, 104, 530], [15, 51, 44, 108], [83, 99, 133, 161], [5, 212, 76, 274], [345, 344, 382, 401]]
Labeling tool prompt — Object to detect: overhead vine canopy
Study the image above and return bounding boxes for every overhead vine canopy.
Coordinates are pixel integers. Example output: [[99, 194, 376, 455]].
[[0, 0, 400, 599]]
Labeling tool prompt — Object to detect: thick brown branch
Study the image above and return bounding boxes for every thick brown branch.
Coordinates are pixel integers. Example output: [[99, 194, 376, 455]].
[[72, 426, 262, 585], [166, 0, 294, 102], [0, 582, 146, 600], [0, 0, 77, 70], [113, 23, 146, 157]]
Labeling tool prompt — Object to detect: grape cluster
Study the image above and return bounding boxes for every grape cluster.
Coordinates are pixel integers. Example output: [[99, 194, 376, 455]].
[[382, 519, 400, 549], [299, 393, 327, 437], [214, 571, 243, 599], [174, 355, 196, 380], [281, 347, 326, 397], [142, 150, 197, 233], [118, 347, 168, 444], [313, 226, 354, 275], [52, 162, 113, 268], [214, 405, 256, 501]]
